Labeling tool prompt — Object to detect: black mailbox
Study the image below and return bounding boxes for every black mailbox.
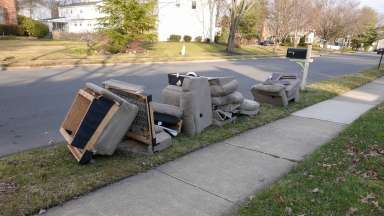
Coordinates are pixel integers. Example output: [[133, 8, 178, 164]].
[[286, 48, 307, 59], [377, 48, 384, 55]]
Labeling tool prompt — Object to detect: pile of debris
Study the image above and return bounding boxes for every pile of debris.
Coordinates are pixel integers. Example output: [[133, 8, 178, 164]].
[[60, 72, 301, 164], [208, 76, 260, 126]]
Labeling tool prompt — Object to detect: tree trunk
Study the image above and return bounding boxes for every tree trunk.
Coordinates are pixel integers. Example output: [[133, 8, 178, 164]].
[[293, 31, 298, 48], [208, 0, 215, 43], [226, 15, 240, 53]]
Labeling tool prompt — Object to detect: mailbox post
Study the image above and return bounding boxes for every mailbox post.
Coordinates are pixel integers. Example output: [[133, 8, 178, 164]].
[[377, 39, 384, 70], [286, 32, 315, 90]]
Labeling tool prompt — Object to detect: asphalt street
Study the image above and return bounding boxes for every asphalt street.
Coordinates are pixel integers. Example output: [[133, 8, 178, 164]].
[[0, 53, 380, 156]]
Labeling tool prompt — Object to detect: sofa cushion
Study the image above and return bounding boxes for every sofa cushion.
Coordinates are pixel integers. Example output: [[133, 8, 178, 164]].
[[251, 83, 285, 93], [212, 91, 244, 106], [151, 102, 183, 118], [210, 79, 239, 97], [240, 99, 260, 111]]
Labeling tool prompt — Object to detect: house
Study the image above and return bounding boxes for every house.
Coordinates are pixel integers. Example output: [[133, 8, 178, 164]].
[[157, 0, 216, 41], [48, 0, 216, 41], [48, 0, 102, 33], [0, 0, 17, 25], [18, 1, 52, 20]]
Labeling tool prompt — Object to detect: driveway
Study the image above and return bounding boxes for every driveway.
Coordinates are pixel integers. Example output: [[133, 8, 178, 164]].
[[0, 53, 380, 156]]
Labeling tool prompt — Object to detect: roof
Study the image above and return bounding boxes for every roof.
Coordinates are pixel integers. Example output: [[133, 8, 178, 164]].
[[59, 0, 102, 7], [45, 17, 97, 23]]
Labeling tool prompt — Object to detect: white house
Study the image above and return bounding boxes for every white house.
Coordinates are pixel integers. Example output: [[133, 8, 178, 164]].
[[18, 2, 52, 20], [157, 0, 216, 41], [48, 0, 102, 33], [49, 0, 216, 41]]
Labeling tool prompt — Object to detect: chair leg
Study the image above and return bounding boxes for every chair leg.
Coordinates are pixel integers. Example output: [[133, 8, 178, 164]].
[[294, 88, 300, 102], [280, 91, 289, 107]]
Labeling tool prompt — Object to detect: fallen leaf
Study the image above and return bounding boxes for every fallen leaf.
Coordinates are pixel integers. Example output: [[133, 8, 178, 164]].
[[285, 207, 292, 215], [361, 170, 378, 179], [346, 207, 358, 216], [372, 201, 379, 208], [311, 188, 320, 193], [361, 193, 376, 204]]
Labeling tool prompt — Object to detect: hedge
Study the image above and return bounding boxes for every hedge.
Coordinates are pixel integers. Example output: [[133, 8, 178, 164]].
[[194, 36, 202, 42], [169, 34, 181, 42], [183, 35, 192, 42], [17, 15, 49, 38], [0, 24, 24, 36]]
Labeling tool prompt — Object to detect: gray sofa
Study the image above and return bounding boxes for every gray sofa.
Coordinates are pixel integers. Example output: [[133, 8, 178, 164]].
[[161, 74, 213, 135], [251, 73, 300, 107]]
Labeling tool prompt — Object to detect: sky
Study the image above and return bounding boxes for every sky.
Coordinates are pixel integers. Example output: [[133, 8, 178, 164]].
[[359, 0, 384, 14]]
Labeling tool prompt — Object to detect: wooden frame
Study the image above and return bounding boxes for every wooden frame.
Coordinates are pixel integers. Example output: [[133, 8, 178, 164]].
[[104, 87, 156, 152], [60, 89, 120, 164]]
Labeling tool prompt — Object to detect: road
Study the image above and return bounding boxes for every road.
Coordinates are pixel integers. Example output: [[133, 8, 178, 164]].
[[0, 53, 380, 156]]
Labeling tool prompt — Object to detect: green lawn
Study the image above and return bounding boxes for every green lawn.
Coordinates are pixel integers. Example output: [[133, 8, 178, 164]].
[[0, 68, 382, 216], [0, 39, 285, 67], [237, 102, 384, 216]]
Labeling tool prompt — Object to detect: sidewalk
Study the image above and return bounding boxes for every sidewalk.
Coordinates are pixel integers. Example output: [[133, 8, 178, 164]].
[[43, 77, 384, 216]]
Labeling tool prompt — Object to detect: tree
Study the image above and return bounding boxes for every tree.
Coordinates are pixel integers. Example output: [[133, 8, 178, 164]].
[[268, 0, 295, 46], [226, 0, 255, 53], [290, 0, 313, 47], [238, 0, 267, 42], [350, 6, 378, 50], [98, 0, 157, 52], [313, 0, 341, 46]]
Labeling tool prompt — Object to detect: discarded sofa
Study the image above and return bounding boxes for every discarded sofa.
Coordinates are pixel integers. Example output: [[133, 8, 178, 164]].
[[208, 76, 260, 126], [102, 79, 173, 154], [161, 73, 213, 135], [251, 73, 300, 107], [60, 83, 138, 164]]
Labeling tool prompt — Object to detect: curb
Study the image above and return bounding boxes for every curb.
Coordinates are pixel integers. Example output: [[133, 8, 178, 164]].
[[1, 55, 285, 70]]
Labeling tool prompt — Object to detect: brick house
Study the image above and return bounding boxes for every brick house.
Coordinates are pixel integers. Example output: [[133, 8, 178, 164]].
[[0, 0, 17, 25]]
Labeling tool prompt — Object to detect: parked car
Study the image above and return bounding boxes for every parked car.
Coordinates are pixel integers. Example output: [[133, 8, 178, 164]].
[[259, 40, 275, 46]]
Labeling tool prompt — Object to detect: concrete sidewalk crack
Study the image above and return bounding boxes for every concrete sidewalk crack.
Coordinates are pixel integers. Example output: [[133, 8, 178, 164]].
[[290, 115, 349, 126], [224, 142, 299, 163], [155, 169, 236, 205]]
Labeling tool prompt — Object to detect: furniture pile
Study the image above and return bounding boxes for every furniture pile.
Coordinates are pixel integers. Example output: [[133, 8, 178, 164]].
[[208, 76, 260, 126], [60, 72, 302, 164]]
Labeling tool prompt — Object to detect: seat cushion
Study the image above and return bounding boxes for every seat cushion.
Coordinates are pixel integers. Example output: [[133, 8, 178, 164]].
[[212, 91, 244, 106], [251, 83, 285, 93], [151, 102, 183, 118], [210, 79, 239, 97]]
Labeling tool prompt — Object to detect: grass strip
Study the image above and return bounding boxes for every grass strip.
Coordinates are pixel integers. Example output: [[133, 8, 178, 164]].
[[0, 68, 383, 216], [236, 102, 384, 216], [0, 40, 285, 68]]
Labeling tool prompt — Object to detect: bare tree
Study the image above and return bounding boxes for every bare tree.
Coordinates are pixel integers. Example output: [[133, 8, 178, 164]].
[[226, 0, 255, 53], [267, 0, 295, 47], [290, 0, 314, 47]]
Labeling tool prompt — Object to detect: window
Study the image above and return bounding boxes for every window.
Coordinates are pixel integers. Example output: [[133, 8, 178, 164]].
[[175, 0, 180, 7], [74, 23, 77, 26], [192, 1, 196, 9], [80, 10, 82, 13], [79, 22, 82, 26]]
